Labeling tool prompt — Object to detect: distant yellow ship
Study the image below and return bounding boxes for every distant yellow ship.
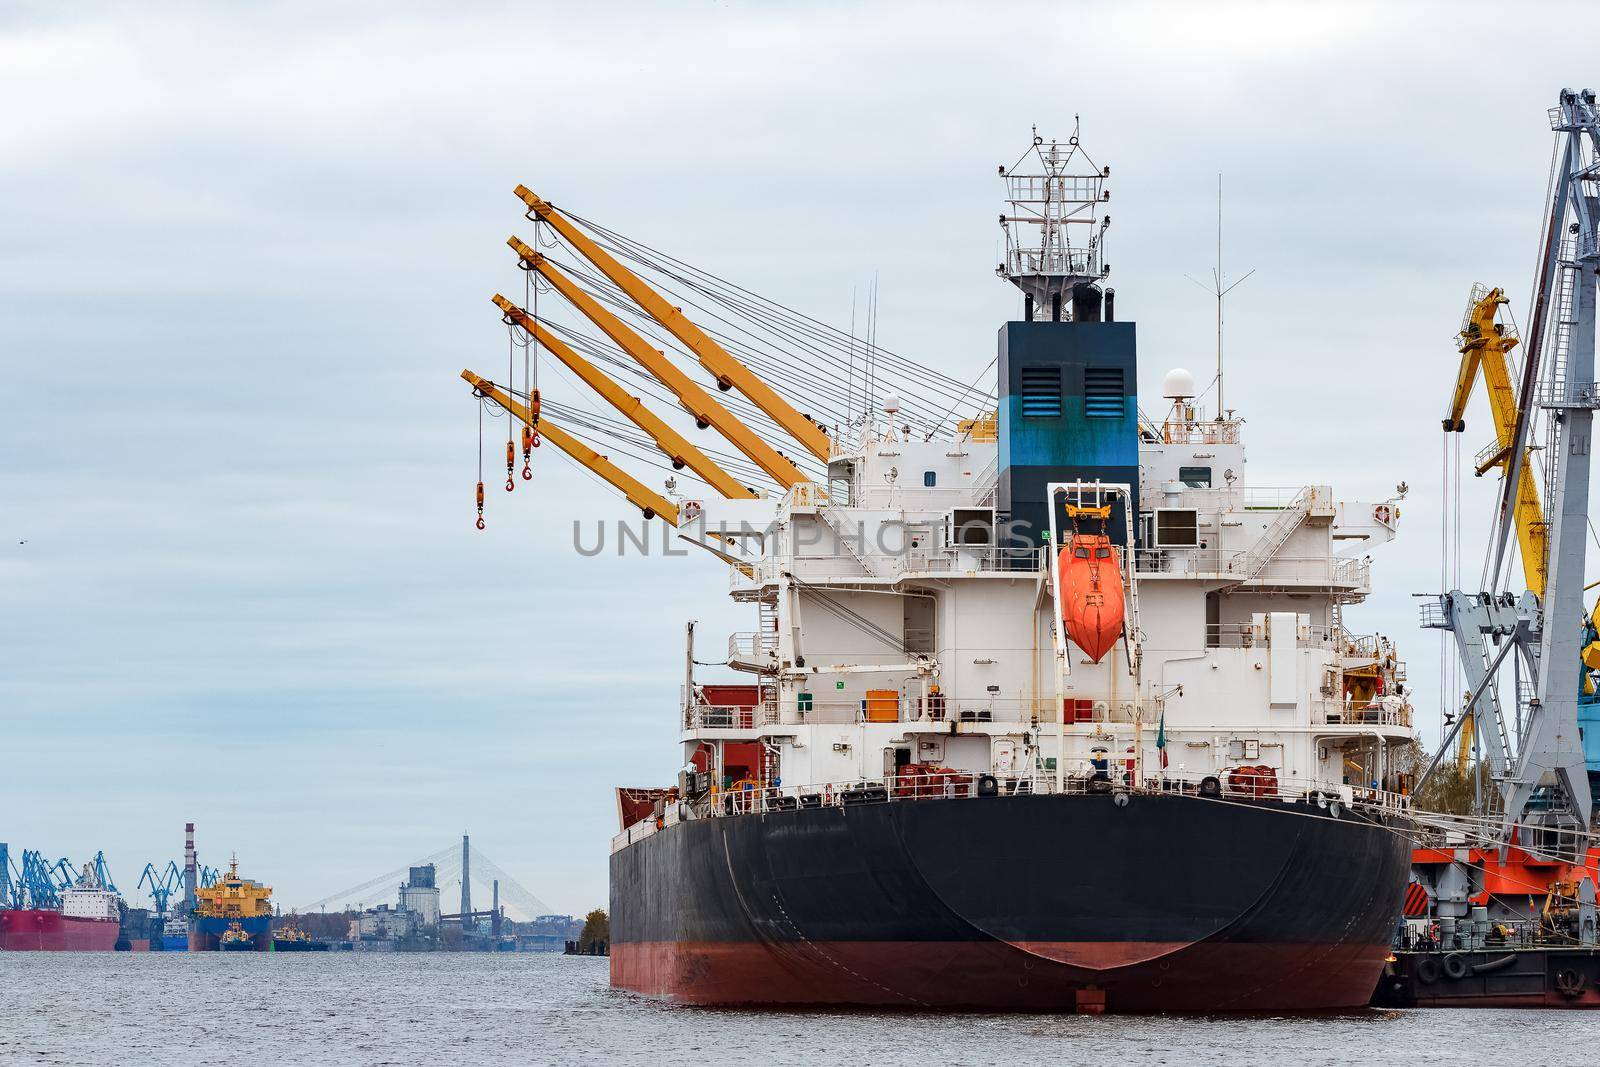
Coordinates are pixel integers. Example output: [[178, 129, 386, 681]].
[[191, 856, 272, 951]]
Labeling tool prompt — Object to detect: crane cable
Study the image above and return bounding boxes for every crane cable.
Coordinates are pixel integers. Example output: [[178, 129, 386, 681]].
[[565, 209, 978, 396], [546, 219, 985, 423]]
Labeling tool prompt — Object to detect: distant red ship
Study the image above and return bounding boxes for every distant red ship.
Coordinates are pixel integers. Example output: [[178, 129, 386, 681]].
[[0, 863, 121, 951]]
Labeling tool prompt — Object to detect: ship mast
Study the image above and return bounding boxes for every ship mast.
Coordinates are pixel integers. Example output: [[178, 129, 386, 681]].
[[997, 121, 1111, 322]]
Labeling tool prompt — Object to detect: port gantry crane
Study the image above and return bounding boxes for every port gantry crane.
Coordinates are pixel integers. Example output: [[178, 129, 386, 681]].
[[1421, 89, 1600, 856], [463, 186, 833, 538]]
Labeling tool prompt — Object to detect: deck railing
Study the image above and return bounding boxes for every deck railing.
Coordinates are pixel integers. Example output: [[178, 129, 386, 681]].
[[612, 769, 1412, 852]]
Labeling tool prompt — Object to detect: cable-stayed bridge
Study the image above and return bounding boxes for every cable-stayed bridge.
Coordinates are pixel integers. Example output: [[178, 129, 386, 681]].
[[298, 837, 554, 922]]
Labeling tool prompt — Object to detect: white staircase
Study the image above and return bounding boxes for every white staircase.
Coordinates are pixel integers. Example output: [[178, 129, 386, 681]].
[[1223, 486, 1318, 586], [817, 505, 881, 577]]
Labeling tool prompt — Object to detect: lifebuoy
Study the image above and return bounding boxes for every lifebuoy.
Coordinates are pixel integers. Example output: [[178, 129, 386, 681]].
[[1374, 504, 1392, 525], [1443, 953, 1469, 981]]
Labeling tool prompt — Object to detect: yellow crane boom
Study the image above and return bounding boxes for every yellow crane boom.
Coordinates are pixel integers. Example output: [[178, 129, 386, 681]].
[[1443, 286, 1551, 770], [491, 295, 757, 500], [1445, 286, 1547, 595], [462, 370, 679, 523], [506, 236, 810, 489], [514, 186, 833, 462]]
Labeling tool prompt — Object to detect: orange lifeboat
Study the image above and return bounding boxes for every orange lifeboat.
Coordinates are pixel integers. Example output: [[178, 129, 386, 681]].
[[1058, 534, 1125, 663]]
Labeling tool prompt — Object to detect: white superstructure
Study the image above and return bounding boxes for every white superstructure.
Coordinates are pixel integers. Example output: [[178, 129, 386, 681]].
[[673, 382, 1414, 815], [61, 864, 120, 923]]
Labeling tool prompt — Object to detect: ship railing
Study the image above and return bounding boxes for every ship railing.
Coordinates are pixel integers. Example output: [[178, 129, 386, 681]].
[[910, 545, 1045, 575], [1006, 247, 1100, 278], [727, 630, 777, 662], [1160, 485, 1307, 512], [1205, 622, 1343, 650], [1136, 551, 1369, 588], [670, 770, 1414, 826], [683, 704, 757, 731], [1155, 419, 1243, 446], [1004, 173, 1104, 204], [783, 481, 828, 509], [746, 546, 1046, 583], [785, 695, 1145, 726], [1396, 920, 1556, 952], [1311, 698, 1412, 728]]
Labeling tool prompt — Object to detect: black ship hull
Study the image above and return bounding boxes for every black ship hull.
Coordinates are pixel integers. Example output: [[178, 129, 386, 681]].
[[611, 791, 1411, 1012]]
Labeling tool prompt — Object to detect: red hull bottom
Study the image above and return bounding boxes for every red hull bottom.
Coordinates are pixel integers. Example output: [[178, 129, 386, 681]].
[[612, 939, 1389, 1012], [0, 910, 120, 952]]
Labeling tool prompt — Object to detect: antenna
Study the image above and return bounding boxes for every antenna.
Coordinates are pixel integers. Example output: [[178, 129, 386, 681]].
[[1186, 175, 1254, 417], [848, 286, 857, 423]]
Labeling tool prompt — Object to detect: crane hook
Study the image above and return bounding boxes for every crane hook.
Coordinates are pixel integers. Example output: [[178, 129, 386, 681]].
[[476, 481, 485, 530], [505, 440, 516, 492]]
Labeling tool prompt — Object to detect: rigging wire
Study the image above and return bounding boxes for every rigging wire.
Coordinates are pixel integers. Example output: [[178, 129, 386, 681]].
[[519, 315, 827, 480], [545, 252, 929, 422], [557, 211, 984, 402], [520, 292, 829, 444]]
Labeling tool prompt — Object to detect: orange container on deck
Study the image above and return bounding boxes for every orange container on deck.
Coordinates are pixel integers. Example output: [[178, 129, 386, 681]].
[[863, 689, 900, 723]]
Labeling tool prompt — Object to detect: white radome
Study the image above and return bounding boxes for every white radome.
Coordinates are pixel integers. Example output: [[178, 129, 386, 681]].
[[1161, 368, 1197, 401]]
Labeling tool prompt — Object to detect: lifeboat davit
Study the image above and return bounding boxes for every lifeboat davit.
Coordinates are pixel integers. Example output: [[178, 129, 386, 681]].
[[1058, 534, 1125, 663]]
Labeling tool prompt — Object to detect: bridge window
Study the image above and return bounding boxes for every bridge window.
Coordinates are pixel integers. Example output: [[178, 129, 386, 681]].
[[1179, 465, 1212, 488]]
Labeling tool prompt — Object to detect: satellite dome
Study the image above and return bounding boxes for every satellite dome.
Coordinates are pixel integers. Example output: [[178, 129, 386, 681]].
[[881, 394, 902, 415], [1162, 368, 1197, 400]]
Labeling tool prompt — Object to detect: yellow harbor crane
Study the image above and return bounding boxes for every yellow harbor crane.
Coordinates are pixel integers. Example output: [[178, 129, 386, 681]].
[[1440, 285, 1600, 768], [1444, 286, 1548, 592], [506, 235, 811, 489], [513, 185, 834, 463], [490, 295, 757, 500], [462, 371, 680, 524], [463, 194, 851, 546], [1442, 286, 1544, 769]]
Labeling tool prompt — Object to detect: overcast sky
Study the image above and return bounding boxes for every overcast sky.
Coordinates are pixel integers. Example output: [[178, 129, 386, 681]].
[[3, 1, 1599, 913]]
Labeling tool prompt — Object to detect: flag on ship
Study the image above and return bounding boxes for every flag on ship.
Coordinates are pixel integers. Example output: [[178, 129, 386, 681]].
[[1156, 711, 1168, 769]]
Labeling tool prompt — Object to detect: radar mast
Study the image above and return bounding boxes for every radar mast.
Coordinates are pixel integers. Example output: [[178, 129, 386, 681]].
[[998, 121, 1111, 322]]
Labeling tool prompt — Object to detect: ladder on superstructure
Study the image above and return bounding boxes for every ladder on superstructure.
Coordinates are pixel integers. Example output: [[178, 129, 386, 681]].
[[1223, 487, 1315, 587]]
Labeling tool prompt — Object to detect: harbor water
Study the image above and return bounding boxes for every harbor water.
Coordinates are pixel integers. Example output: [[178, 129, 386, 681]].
[[3, 952, 1597, 1065]]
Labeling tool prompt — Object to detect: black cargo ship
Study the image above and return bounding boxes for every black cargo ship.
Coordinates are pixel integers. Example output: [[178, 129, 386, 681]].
[[612, 791, 1410, 1011]]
